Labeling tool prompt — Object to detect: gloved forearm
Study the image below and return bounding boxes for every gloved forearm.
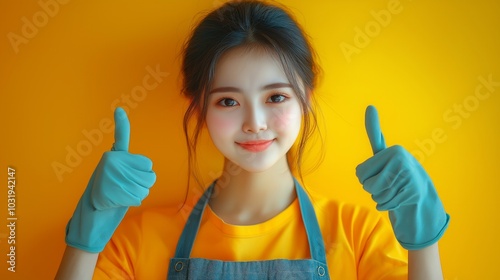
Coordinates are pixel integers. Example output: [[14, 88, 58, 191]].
[[65, 107, 156, 253], [356, 105, 450, 250]]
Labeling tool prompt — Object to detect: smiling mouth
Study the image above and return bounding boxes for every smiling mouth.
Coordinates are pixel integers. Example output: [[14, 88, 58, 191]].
[[236, 139, 274, 152]]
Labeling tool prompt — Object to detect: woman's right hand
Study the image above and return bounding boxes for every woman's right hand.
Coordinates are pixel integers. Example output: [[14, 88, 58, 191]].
[[65, 107, 156, 253]]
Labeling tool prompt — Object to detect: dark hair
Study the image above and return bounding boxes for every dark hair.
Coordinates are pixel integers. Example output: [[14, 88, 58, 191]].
[[181, 0, 323, 194]]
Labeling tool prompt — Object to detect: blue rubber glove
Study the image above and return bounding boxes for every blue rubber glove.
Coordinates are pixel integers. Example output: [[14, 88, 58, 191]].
[[65, 107, 156, 253], [355, 105, 450, 250]]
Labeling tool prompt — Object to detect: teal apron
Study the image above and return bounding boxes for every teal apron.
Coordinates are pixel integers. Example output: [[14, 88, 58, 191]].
[[167, 177, 330, 279]]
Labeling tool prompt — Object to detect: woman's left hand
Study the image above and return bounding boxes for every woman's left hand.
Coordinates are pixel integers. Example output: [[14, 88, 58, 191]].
[[355, 105, 450, 250]]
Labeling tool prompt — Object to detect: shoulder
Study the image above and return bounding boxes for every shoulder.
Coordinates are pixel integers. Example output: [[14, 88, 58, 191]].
[[303, 186, 407, 277], [95, 203, 193, 279], [305, 186, 383, 230], [96, 201, 195, 270], [304, 185, 397, 252], [117, 201, 193, 237]]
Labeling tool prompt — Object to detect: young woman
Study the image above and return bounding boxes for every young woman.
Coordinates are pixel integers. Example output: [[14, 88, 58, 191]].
[[56, 1, 450, 279]]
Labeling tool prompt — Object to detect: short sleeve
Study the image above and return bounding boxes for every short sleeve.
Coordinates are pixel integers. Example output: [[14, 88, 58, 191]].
[[92, 211, 143, 280], [357, 213, 408, 279]]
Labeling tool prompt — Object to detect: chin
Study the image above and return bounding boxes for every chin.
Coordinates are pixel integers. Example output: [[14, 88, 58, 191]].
[[227, 154, 285, 174], [237, 164, 276, 174]]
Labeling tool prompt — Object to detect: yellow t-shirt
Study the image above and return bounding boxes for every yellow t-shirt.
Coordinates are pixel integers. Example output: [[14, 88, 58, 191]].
[[93, 187, 408, 279]]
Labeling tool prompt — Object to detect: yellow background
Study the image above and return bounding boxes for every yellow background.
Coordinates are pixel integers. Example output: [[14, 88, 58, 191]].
[[1, 0, 499, 279]]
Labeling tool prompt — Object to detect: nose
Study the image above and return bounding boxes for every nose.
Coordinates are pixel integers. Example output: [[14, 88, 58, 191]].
[[242, 104, 267, 133]]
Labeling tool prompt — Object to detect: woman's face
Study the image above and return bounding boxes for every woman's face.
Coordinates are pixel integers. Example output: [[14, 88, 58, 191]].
[[206, 47, 303, 173]]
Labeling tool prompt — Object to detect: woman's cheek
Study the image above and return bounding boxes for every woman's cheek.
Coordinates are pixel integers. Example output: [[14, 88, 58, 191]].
[[271, 106, 301, 133], [207, 111, 237, 137]]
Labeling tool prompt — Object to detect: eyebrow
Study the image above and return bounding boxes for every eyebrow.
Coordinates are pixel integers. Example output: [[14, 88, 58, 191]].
[[209, 82, 292, 94]]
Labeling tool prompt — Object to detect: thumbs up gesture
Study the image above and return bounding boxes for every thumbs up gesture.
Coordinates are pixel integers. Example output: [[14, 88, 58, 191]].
[[65, 107, 156, 253], [355, 105, 450, 250]]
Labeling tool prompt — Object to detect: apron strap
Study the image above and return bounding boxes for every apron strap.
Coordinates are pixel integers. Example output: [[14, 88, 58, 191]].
[[173, 178, 328, 264], [294, 177, 328, 264], [173, 182, 215, 258]]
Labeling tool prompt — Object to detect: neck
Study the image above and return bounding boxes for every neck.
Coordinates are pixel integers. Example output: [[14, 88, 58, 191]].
[[208, 156, 297, 225]]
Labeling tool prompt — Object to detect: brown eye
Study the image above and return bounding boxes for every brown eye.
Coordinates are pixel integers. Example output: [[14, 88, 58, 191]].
[[267, 94, 287, 103], [218, 98, 238, 107]]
